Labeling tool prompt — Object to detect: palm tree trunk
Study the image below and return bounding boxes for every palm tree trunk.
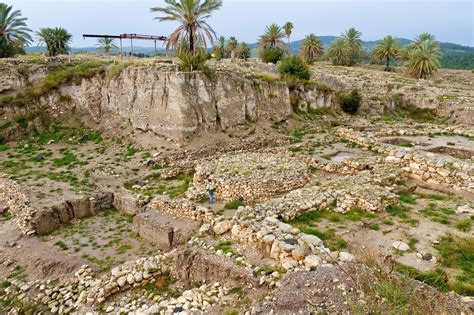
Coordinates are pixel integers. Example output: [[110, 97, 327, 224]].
[[386, 57, 390, 70], [188, 27, 194, 53], [288, 36, 291, 54]]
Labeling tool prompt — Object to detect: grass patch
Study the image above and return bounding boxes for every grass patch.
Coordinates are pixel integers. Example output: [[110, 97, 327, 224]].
[[434, 234, 474, 295], [215, 240, 239, 256], [399, 193, 416, 205], [224, 200, 245, 209], [455, 220, 472, 232], [54, 240, 69, 250]]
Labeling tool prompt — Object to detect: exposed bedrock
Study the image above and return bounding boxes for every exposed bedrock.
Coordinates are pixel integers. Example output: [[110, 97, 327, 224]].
[[0, 61, 337, 141]]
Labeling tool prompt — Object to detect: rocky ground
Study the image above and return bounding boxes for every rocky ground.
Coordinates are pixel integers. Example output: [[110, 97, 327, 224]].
[[0, 57, 473, 314]]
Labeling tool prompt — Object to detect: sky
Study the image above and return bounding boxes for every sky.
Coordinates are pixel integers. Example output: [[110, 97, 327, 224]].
[[6, 0, 474, 48]]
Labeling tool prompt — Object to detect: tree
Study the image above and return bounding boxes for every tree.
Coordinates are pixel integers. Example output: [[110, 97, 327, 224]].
[[300, 34, 324, 64], [258, 23, 286, 50], [372, 35, 401, 71], [326, 38, 350, 66], [341, 27, 362, 65], [406, 39, 442, 79], [397, 45, 412, 63], [151, 0, 223, 53], [239, 42, 251, 60], [0, 3, 32, 57], [96, 38, 118, 54], [227, 36, 239, 59], [283, 21, 293, 53], [412, 32, 436, 48], [36, 27, 73, 56], [213, 35, 227, 59]]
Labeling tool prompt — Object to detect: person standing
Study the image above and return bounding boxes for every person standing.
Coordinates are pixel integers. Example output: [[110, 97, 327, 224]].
[[207, 178, 216, 204]]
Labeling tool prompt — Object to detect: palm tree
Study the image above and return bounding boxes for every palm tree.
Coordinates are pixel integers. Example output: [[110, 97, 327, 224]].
[[36, 27, 73, 57], [373, 35, 401, 71], [227, 36, 239, 59], [239, 42, 251, 60], [258, 23, 286, 50], [341, 27, 362, 65], [96, 38, 118, 54], [406, 39, 442, 79], [151, 0, 223, 53], [397, 45, 412, 63], [300, 34, 324, 64], [283, 21, 294, 53], [0, 3, 32, 57], [213, 35, 227, 59], [326, 38, 350, 66], [412, 32, 436, 48]]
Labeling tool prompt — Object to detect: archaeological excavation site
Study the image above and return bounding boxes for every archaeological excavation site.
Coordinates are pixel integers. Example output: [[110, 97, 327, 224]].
[[0, 1, 473, 312], [0, 55, 472, 314]]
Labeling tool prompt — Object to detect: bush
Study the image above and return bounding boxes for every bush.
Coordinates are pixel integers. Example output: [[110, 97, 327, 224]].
[[258, 48, 283, 64], [338, 89, 362, 114], [177, 49, 207, 72], [277, 55, 311, 80]]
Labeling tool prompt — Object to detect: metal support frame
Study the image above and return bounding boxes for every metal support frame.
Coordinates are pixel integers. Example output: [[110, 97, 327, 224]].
[[82, 33, 167, 57]]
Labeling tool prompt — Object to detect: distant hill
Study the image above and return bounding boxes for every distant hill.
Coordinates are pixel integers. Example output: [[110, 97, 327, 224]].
[[249, 37, 474, 70]]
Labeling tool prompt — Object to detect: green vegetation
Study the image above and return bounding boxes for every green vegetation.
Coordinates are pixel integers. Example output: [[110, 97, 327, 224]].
[[372, 35, 401, 71], [399, 193, 416, 205], [326, 38, 350, 66], [258, 23, 286, 63], [277, 55, 310, 80], [405, 33, 442, 79], [0, 3, 32, 58], [455, 220, 472, 232], [341, 27, 363, 65], [283, 21, 293, 52], [96, 37, 118, 54], [259, 47, 284, 64], [300, 34, 324, 64], [36, 27, 73, 56], [151, 0, 223, 53], [177, 47, 208, 72], [338, 89, 362, 115], [434, 234, 474, 295], [215, 240, 239, 256], [224, 200, 245, 209]]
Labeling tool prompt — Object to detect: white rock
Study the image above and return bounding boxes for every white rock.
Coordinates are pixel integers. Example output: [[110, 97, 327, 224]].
[[213, 220, 232, 235], [392, 241, 410, 252], [304, 255, 322, 268], [339, 252, 355, 262], [456, 205, 474, 214]]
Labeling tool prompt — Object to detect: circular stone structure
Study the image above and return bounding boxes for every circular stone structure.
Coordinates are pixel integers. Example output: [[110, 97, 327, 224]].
[[192, 152, 311, 203]]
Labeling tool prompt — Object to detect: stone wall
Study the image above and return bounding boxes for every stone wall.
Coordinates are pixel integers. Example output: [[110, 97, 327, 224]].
[[0, 177, 113, 235], [190, 152, 311, 203], [337, 128, 473, 192]]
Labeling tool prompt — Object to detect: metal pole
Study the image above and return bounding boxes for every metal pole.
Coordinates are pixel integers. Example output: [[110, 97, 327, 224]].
[[120, 38, 123, 59], [154, 40, 157, 56], [130, 38, 133, 56]]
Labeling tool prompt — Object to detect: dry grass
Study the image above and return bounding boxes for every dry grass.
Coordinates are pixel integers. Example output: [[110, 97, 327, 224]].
[[345, 247, 469, 314]]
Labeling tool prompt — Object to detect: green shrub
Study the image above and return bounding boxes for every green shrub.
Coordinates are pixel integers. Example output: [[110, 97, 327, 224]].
[[277, 55, 311, 80], [338, 89, 362, 114], [258, 48, 283, 64], [177, 49, 208, 72]]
